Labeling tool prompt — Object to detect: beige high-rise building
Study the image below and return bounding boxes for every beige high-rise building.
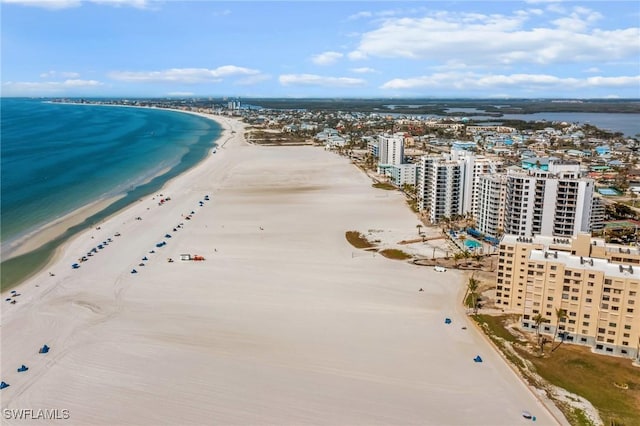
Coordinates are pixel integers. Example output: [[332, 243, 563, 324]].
[[496, 233, 640, 361]]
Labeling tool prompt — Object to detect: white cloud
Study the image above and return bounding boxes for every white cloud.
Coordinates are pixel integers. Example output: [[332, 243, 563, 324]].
[[108, 66, 261, 83], [348, 10, 639, 66], [311, 51, 343, 66], [2, 79, 103, 95], [584, 67, 601, 73], [2, 0, 151, 9], [40, 70, 81, 79], [380, 72, 640, 92], [350, 67, 377, 74], [2, 0, 81, 9], [279, 74, 366, 87], [347, 11, 372, 20]]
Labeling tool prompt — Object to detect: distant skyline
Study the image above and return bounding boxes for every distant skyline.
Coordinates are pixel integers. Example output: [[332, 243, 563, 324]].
[[1, 0, 639, 98]]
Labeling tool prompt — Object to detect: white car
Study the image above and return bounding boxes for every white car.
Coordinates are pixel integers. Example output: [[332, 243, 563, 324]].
[[434, 266, 447, 272]]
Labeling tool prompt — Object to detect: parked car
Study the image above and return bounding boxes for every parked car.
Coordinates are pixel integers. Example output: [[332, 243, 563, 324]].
[[434, 266, 447, 272]]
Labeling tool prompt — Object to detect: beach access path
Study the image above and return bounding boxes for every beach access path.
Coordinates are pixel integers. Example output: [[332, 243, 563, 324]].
[[1, 114, 563, 425]]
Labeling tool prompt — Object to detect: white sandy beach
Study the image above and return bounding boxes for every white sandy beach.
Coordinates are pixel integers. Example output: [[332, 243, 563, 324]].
[[1, 114, 564, 425]]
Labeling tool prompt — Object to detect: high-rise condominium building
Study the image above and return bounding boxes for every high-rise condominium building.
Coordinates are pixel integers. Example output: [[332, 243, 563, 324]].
[[476, 159, 596, 239], [418, 149, 503, 224], [377, 134, 404, 166]]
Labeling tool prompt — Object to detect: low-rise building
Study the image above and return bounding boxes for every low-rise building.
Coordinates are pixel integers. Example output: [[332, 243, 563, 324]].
[[496, 233, 640, 361]]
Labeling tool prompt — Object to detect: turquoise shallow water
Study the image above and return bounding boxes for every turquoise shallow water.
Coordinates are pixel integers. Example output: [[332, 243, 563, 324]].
[[1, 99, 221, 248], [1, 99, 221, 288]]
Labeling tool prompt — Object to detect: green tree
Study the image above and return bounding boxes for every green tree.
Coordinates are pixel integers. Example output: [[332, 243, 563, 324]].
[[532, 313, 547, 355], [551, 308, 567, 353], [467, 275, 479, 314]]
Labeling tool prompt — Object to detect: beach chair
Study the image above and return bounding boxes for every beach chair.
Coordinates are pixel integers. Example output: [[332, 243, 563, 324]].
[[39, 345, 50, 354], [17, 365, 28, 372], [0, 382, 9, 389]]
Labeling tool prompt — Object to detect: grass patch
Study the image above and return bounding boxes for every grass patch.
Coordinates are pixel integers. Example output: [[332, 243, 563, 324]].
[[472, 315, 640, 426], [528, 345, 640, 426], [406, 198, 419, 213], [379, 248, 412, 260], [372, 182, 396, 190], [472, 314, 520, 343], [345, 231, 374, 249]]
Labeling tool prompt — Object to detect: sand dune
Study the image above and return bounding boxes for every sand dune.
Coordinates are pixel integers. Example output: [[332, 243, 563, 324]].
[[1, 114, 564, 425]]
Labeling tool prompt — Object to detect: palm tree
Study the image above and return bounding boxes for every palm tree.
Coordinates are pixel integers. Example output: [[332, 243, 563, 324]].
[[467, 275, 479, 314], [532, 313, 545, 340], [551, 308, 567, 353], [532, 313, 546, 355]]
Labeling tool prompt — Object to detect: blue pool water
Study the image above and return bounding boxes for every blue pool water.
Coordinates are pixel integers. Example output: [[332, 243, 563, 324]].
[[464, 239, 482, 249], [597, 188, 621, 196]]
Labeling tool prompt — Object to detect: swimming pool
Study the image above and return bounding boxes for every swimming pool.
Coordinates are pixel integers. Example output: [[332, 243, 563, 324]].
[[598, 188, 621, 196], [464, 239, 482, 249]]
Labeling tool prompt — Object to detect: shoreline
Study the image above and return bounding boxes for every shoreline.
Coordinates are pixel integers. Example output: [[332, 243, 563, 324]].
[[0, 105, 225, 291], [0, 113, 563, 425]]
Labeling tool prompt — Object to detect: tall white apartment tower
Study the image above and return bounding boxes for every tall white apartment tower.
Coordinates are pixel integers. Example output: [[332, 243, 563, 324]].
[[450, 149, 505, 217], [476, 174, 507, 239], [377, 134, 404, 166], [418, 156, 463, 224], [502, 165, 595, 237], [418, 150, 503, 224]]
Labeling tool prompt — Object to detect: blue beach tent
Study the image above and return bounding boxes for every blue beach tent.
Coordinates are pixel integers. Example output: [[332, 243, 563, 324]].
[[142, 256, 148, 261], [71, 263, 80, 269], [17, 365, 28, 372], [131, 269, 138, 274], [473, 355, 483, 363], [0, 382, 9, 389], [444, 318, 452, 324], [39, 345, 50, 354]]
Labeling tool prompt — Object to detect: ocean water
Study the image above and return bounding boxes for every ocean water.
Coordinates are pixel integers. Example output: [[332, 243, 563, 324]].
[[1, 99, 221, 284]]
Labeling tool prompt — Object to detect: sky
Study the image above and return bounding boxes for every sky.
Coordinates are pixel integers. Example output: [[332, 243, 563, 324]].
[[1, 0, 639, 98]]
